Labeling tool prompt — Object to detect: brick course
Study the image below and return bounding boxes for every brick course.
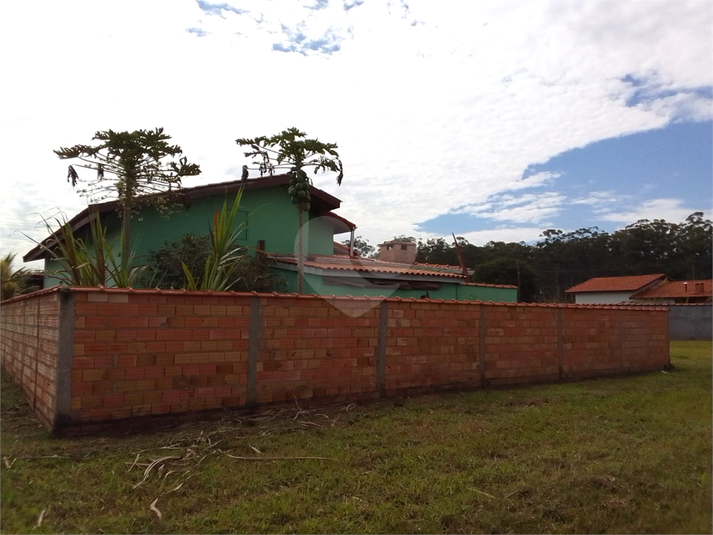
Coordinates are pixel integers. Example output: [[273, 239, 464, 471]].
[[1, 287, 669, 430], [0, 290, 60, 426]]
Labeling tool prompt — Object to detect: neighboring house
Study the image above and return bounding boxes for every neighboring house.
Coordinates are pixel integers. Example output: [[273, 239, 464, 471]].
[[26, 173, 353, 287], [24, 174, 517, 302], [378, 239, 417, 264], [271, 254, 515, 300], [629, 279, 712, 304], [565, 274, 667, 304]]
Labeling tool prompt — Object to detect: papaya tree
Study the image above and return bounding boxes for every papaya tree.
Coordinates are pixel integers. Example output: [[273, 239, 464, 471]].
[[236, 128, 343, 294], [55, 128, 201, 265]]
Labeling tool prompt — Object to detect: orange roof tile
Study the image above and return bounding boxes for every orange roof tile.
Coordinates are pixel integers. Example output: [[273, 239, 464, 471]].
[[565, 274, 666, 293], [273, 254, 468, 279], [632, 280, 712, 299]]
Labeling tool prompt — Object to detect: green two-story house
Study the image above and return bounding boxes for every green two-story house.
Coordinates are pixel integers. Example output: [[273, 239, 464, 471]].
[[24, 174, 517, 302]]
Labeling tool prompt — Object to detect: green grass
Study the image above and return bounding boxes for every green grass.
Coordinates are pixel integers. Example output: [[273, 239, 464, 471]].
[[2, 341, 711, 534]]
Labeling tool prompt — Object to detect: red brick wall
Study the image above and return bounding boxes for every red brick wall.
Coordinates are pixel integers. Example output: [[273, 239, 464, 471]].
[[386, 301, 481, 391], [256, 296, 379, 404], [69, 290, 252, 423], [1, 288, 670, 430], [0, 290, 60, 426]]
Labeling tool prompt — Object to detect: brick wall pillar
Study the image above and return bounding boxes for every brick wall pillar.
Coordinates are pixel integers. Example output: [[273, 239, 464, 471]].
[[53, 288, 76, 430]]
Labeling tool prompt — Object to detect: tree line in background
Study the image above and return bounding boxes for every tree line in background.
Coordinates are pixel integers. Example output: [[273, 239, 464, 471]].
[[347, 212, 712, 302]]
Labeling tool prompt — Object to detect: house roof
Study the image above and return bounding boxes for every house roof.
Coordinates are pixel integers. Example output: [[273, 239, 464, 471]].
[[333, 241, 351, 256], [631, 280, 712, 299], [378, 239, 416, 247], [565, 274, 667, 294], [323, 211, 356, 234], [24, 173, 350, 262], [273, 254, 471, 280]]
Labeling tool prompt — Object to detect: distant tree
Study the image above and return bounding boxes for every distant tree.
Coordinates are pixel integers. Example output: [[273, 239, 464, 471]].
[[473, 257, 538, 302], [146, 233, 286, 293], [341, 236, 376, 257], [416, 238, 459, 265], [55, 128, 201, 264], [1, 253, 28, 300], [679, 212, 712, 279], [392, 235, 417, 242], [236, 128, 343, 294]]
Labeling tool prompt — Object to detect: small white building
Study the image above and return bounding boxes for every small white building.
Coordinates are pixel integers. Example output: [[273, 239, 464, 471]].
[[565, 274, 667, 304]]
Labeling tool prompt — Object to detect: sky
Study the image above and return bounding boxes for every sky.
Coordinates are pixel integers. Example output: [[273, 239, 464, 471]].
[[1, 0, 711, 268]]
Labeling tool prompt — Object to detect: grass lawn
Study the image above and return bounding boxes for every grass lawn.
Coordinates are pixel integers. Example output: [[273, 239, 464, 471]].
[[1, 341, 711, 534]]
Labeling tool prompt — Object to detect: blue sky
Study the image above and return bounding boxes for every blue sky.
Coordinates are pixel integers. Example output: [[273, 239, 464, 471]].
[[1, 0, 711, 265], [417, 120, 713, 241]]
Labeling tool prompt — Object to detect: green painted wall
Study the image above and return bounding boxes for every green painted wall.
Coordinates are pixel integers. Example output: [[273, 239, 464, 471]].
[[304, 272, 457, 299], [40, 186, 313, 288], [307, 215, 337, 256], [43, 258, 63, 288], [127, 187, 302, 260], [271, 266, 517, 302], [273, 266, 462, 300], [456, 284, 517, 303]]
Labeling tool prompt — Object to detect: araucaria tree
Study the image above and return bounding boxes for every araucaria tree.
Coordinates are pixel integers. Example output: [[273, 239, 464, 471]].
[[55, 128, 201, 263], [236, 128, 343, 294]]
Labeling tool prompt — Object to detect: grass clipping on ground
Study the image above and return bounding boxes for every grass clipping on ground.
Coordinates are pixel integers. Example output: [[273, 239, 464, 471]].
[[1, 341, 711, 534]]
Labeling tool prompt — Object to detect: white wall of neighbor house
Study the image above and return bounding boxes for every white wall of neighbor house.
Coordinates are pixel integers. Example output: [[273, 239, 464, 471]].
[[573, 291, 634, 304]]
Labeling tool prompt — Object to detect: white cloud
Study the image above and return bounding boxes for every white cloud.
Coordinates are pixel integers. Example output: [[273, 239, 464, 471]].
[[1, 0, 711, 264], [457, 227, 548, 246], [452, 191, 567, 225], [598, 198, 712, 225]]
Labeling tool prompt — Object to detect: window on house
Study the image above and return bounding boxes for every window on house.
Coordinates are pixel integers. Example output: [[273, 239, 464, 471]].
[[400, 244, 408, 250], [386, 245, 394, 250]]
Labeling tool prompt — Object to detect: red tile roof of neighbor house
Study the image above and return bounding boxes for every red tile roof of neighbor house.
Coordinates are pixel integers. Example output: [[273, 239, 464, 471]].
[[273, 254, 470, 279], [631, 280, 713, 299], [565, 274, 667, 293]]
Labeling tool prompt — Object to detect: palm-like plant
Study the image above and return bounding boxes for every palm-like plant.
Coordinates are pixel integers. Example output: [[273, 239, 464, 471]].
[[26, 212, 144, 288], [1, 253, 28, 300], [182, 191, 246, 291]]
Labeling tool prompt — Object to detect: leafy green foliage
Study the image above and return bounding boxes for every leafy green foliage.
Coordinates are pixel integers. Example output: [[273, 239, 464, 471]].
[[237, 127, 343, 187], [236, 128, 344, 294], [0, 253, 28, 300], [474, 257, 538, 302], [24, 213, 144, 288], [145, 235, 211, 289], [146, 234, 285, 292], [173, 193, 286, 293], [55, 128, 201, 261], [341, 236, 376, 258], [182, 192, 247, 292]]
